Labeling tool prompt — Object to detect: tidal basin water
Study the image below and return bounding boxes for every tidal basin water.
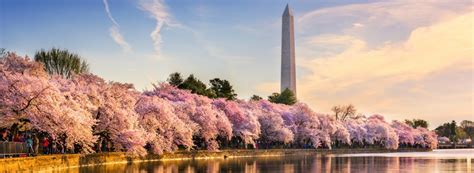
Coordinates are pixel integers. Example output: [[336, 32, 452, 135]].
[[78, 149, 473, 173]]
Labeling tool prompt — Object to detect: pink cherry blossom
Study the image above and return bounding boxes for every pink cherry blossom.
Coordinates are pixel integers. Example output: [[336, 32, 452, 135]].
[[365, 115, 399, 149], [344, 118, 367, 145], [213, 99, 260, 147], [135, 95, 193, 154], [0, 54, 439, 155], [391, 120, 415, 146]]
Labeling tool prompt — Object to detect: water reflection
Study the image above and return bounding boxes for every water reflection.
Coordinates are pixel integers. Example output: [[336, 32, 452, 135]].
[[77, 150, 473, 173]]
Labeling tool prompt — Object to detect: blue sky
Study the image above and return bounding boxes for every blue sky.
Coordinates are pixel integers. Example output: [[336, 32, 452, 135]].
[[1, 0, 366, 93], [1, 0, 472, 128]]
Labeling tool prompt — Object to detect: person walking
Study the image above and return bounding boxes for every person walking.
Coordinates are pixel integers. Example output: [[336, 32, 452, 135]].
[[26, 135, 34, 156]]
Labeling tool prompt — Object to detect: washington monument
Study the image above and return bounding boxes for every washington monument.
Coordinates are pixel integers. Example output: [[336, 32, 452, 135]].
[[281, 4, 296, 96]]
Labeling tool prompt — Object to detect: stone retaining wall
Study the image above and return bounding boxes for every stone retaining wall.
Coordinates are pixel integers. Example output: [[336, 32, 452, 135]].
[[0, 148, 430, 172]]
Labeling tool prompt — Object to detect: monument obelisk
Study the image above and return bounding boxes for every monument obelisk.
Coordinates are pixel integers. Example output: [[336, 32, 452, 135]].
[[281, 4, 296, 96]]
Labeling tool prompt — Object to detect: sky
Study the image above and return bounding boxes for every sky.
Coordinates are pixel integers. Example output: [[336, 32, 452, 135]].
[[1, 0, 472, 128]]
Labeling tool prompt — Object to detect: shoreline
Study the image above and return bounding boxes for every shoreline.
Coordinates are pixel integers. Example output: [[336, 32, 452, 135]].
[[0, 148, 431, 172]]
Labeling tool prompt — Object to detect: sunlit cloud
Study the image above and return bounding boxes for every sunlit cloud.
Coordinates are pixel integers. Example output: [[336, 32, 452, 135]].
[[352, 23, 364, 28], [103, 0, 132, 53], [301, 13, 472, 127], [297, 0, 472, 46], [257, 0, 473, 127]]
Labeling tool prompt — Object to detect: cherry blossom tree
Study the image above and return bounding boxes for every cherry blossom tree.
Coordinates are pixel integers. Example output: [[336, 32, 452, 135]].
[[145, 83, 233, 150], [365, 115, 399, 149], [392, 120, 437, 149], [0, 54, 97, 153], [94, 82, 147, 155], [422, 129, 438, 149], [391, 120, 415, 146], [252, 100, 293, 146], [415, 127, 438, 149], [344, 118, 367, 145], [0, 53, 441, 154], [287, 103, 327, 148], [135, 95, 194, 154], [213, 99, 260, 147], [316, 115, 337, 149], [331, 119, 351, 146]]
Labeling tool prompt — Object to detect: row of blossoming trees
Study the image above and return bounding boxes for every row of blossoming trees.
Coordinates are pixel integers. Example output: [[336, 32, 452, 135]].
[[0, 54, 437, 156]]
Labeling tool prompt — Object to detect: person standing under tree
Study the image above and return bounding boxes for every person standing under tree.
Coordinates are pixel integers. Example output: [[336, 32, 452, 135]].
[[33, 134, 39, 154], [26, 135, 34, 156], [0, 129, 8, 141], [42, 137, 49, 154], [51, 140, 57, 154]]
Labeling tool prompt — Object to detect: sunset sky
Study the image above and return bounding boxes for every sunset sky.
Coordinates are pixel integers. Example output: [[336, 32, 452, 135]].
[[1, 0, 472, 128]]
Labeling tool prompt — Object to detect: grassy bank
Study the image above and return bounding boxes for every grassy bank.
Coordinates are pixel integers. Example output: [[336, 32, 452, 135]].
[[0, 148, 431, 172]]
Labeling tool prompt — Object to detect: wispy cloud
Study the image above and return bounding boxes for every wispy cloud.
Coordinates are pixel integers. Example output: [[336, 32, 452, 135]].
[[138, 0, 180, 60], [103, 0, 132, 53], [109, 26, 132, 53], [103, 0, 119, 26], [138, 0, 251, 63]]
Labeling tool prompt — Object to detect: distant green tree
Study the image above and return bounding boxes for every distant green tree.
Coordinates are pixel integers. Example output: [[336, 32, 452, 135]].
[[461, 120, 474, 127], [405, 120, 414, 128], [179, 74, 215, 97], [450, 120, 457, 141], [34, 48, 89, 78], [268, 92, 280, 102], [209, 78, 237, 100], [167, 72, 184, 87], [250, 95, 262, 101], [167, 73, 240, 99], [405, 119, 429, 128], [268, 88, 296, 105], [435, 120, 467, 141], [436, 120, 473, 142], [460, 120, 474, 139], [435, 122, 452, 138], [455, 127, 467, 140]]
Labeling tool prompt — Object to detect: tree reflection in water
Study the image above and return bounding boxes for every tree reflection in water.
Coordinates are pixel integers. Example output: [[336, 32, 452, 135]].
[[79, 151, 473, 173]]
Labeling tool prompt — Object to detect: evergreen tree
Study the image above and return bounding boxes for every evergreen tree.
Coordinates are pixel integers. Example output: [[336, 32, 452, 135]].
[[450, 120, 457, 141], [167, 72, 184, 87], [209, 78, 237, 100], [180, 74, 215, 97], [268, 88, 296, 105], [268, 92, 281, 103]]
